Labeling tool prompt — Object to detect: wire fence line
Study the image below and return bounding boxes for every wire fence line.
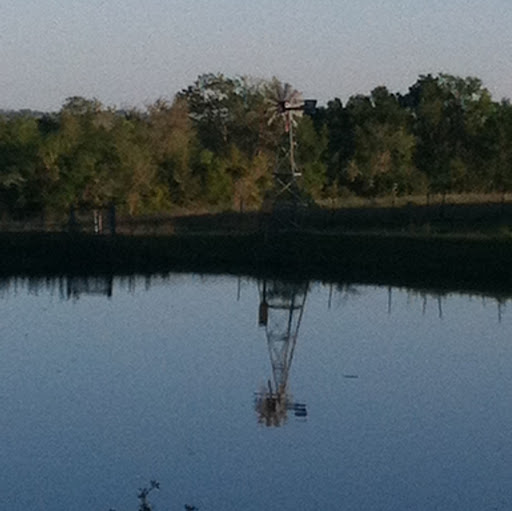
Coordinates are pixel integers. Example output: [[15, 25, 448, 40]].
[[2, 196, 512, 236]]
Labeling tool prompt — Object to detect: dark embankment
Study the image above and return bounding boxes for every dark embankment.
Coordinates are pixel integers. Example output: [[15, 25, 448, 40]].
[[114, 201, 512, 235], [1, 231, 512, 296]]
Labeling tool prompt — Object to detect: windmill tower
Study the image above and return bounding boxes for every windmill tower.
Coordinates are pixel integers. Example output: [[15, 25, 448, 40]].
[[265, 80, 317, 206], [255, 279, 309, 427]]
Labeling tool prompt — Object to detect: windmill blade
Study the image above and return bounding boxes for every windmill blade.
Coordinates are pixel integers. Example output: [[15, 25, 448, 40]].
[[267, 110, 280, 126], [265, 79, 285, 103], [282, 82, 293, 102]]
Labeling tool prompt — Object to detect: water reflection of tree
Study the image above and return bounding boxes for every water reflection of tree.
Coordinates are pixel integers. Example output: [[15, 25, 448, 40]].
[[327, 282, 360, 309], [0, 275, 114, 299], [0, 274, 510, 322], [254, 278, 309, 427]]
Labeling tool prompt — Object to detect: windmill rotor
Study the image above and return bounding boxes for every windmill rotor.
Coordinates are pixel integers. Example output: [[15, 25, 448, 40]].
[[266, 80, 305, 132]]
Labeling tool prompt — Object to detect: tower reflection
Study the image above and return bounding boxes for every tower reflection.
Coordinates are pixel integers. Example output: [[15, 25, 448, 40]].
[[255, 278, 309, 427]]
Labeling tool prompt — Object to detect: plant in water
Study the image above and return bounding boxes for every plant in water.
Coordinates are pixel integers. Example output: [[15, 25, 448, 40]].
[[137, 480, 160, 511], [109, 480, 197, 511]]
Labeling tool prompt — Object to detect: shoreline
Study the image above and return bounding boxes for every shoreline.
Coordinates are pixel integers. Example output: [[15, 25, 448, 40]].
[[1, 231, 512, 298]]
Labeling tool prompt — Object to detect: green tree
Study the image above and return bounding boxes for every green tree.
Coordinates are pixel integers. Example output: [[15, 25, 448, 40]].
[[53, 98, 118, 208], [345, 87, 417, 196], [0, 115, 42, 211], [178, 73, 264, 157], [402, 74, 495, 193], [318, 98, 355, 189], [295, 115, 327, 199], [110, 114, 166, 214], [179, 73, 283, 207], [147, 97, 198, 206], [485, 100, 512, 196]]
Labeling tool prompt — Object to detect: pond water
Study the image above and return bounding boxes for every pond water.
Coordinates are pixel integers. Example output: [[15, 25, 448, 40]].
[[1, 274, 511, 511]]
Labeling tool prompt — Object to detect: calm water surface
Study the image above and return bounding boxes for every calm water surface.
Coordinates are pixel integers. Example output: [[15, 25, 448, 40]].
[[1, 275, 511, 511]]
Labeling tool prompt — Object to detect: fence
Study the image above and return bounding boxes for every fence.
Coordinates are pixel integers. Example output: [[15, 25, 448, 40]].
[[0, 205, 117, 235], [2, 196, 512, 236]]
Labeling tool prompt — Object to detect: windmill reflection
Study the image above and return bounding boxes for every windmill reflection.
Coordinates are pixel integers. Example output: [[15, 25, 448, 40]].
[[255, 278, 308, 427]]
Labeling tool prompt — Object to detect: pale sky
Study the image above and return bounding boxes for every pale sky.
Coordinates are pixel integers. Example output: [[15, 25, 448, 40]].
[[1, 0, 511, 111]]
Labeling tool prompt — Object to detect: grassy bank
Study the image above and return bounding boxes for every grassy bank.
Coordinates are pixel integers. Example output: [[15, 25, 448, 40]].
[[1, 230, 512, 296], [3, 194, 512, 237]]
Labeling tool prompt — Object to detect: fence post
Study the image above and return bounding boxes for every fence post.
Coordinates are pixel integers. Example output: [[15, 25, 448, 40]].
[[93, 209, 102, 234]]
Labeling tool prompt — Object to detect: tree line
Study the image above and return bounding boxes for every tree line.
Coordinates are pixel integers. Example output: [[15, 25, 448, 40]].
[[1, 72, 512, 216]]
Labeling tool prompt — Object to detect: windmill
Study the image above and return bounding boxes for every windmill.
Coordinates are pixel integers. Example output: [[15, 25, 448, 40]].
[[265, 80, 316, 204], [254, 278, 309, 427]]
